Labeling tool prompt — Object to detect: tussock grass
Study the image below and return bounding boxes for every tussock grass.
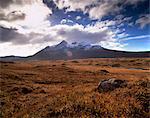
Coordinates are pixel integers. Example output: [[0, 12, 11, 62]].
[[0, 58, 149, 118]]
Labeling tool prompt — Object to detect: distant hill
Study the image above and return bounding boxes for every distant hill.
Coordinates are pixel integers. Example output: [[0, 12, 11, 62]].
[[0, 40, 149, 61]]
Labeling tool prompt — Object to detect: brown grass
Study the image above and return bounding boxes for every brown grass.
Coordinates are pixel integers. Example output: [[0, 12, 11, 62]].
[[0, 58, 150, 118]]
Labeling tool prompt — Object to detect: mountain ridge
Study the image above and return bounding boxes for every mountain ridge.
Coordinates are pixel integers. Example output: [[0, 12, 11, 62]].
[[0, 40, 150, 61]]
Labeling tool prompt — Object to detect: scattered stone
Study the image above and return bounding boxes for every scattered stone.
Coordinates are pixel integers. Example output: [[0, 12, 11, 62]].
[[40, 90, 46, 94], [71, 60, 79, 63], [95, 64, 101, 66], [11, 86, 33, 94], [100, 70, 109, 74], [97, 79, 127, 92], [111, 64, 121, 67], [20, 87, 32, 94], [1, 101, 5, 106], [61, 63, 66, 66]]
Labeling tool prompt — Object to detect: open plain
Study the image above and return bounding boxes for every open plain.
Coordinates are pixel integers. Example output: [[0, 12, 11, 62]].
[[0, 58, 150, 118]]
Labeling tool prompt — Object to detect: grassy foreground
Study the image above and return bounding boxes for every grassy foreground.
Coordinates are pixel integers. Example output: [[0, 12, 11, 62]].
[[0, 58, 150, 118]]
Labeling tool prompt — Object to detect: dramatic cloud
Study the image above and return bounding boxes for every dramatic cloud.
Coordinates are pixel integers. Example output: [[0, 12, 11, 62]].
[[0, 26, 25, 43], [0, 20, 126, 56], [0, 19, 125, 48], [51, 24, 113, 44], [53, 0, 146, 19], [39, 21, 126, 50], [0, 26, 43, 45], [0, 0, 149, 56], [0, 0, 52, 45], [0, 0, 52, 28], [136, 14, 150, 28], [88, 1, 121, 19], [0, 0, 13, 8]]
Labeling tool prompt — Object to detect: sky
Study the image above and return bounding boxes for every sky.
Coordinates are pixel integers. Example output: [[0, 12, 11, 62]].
[[0, 0, 150, 56]]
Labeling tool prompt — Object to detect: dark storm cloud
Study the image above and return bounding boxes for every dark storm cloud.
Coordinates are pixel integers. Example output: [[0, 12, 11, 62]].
[[55, 26, 110, 44], [0, 0, 13, 8], [0, 26, 44, 45], [0, 0, 35, 8], [0, 26, 28, 44]]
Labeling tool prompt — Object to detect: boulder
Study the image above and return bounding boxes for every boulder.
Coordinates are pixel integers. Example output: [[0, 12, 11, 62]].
[[97, 79, 127, 92]]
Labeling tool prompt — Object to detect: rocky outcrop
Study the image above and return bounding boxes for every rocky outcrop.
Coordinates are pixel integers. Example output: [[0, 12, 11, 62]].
[[97, 79, 127, 92]]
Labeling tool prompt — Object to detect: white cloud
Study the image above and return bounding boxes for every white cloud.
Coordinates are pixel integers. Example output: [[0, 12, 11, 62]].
[[115, 15, 124, 20], [89, 1, 121, 19], [53, 0, 120, 19], [120, 35, 150, 41], [53, 0, 97, 12], [60, 19, 73, 24], [60, 19, 67, 24], [117, 33, 129, 39], [125, 0, 146, 5], [100, 41, 127, 50], [136, 14, 150, 28], [76, 16, 81, 20], [53, 0, 145, 20]]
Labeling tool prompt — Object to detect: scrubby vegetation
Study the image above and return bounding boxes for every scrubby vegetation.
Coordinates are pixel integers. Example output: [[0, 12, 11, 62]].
[[0, 58, 149, 118]]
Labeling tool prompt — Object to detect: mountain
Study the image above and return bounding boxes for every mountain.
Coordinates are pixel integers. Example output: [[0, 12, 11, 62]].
[[0, 40, 149, 61], [55, 40, 68, 49]]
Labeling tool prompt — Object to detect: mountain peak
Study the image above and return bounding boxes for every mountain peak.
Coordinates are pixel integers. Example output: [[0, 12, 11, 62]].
[[60, 40, 68, 45], [55, 40, 68, 49]]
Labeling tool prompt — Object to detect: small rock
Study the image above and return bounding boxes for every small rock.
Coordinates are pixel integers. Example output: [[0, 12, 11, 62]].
[[100, 70, 109, 74], [40, 90, 46, 94], [97, 79, 127, 92], [111, 64, 121, 67], [1, 101, 5, 106], [20, 87, 32, 94]]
